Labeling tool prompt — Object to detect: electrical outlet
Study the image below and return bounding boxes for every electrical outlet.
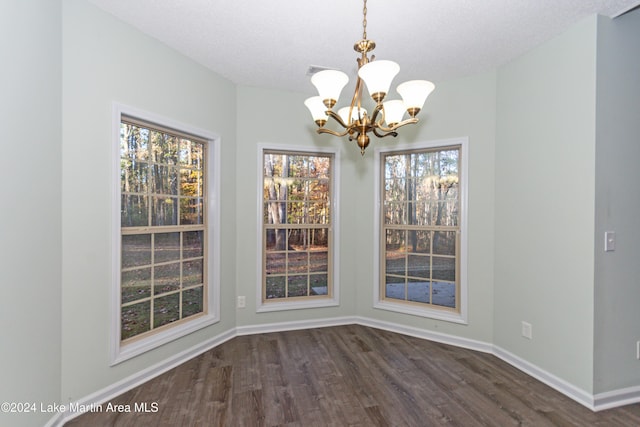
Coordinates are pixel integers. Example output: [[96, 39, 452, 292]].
[[237, 296, 246, 308], [521, 321, 532, 340]]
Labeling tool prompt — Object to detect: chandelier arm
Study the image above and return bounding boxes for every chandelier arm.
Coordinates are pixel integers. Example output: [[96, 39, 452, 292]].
[[370, 102, 384, 126], [372, 128, 398, 139], [325, 110, 349, 129], [375, 117, 419, 133], [317, 127, 351, 138]]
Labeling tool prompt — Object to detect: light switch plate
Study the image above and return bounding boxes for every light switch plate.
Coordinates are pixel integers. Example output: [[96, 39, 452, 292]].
[[605, 231, 616, 252]]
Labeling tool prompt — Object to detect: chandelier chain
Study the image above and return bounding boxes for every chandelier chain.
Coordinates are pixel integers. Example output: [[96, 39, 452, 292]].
[[362, 0, 368, 40]]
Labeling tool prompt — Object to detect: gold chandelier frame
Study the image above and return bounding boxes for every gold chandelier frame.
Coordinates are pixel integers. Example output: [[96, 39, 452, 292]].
[[305, 0, 435, 155]]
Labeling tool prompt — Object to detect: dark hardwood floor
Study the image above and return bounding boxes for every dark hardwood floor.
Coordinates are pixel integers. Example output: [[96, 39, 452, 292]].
[[65, 325, 640, 426]]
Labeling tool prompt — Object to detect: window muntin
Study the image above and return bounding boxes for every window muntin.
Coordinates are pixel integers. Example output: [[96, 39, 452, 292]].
[[381, 147, 461, 312], [262, 151, 333, 302], [120, 119, 207, 342]]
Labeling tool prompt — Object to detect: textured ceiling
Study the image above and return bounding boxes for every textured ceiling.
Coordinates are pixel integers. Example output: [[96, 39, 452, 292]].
[[88, 0, 640, 94]]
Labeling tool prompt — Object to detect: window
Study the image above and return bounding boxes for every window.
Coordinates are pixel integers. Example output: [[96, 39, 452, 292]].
[[112, 105, 220, 364], [259, 147, 338, 311], [376, 139, 467, 322]]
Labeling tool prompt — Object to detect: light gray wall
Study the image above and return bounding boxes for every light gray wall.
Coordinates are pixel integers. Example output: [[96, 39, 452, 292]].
[[594, 9, 640, 393], [61, 0, 237, 402], [0, 1, 62, 427], [494, 16, 597, 393]]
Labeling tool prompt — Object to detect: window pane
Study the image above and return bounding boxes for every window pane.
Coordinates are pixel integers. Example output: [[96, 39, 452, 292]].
[[385, 275, 405, 300], [288, 156, 308, 178], [287, 275, 307, 297], [433, 281, 455, 308], [288, 251, 308, 275], [408, 279, 430, 303], [288, 228, 307, 248], [151, 165, 178, 195], [308, 228, 328, 246], [154, 232, 180, 263], [309, 202, 329, 224], [310, 273, 328, 295], [407, 254, 430, 279], [121, 160, 148, 194], [181, 169, 203, 197], [287, 201, 305, 223], [182, 286, 203, 318], [266, 253, 286, 275], [121, 124, 149, 161], [154, 263, 180, 295], [122, 234, 151, 268], [121, 301, 150, 341], [432, 257, 456, 281], [121, 268, 151, 304], [266, 229, 288, 251], [152, 197, 178, 226], [309, 251, 328, 272], [264, 201, 285, 225], [433, 231, 456, 256], [180, 198, 203, 225], [153, 293, 180, 328], [151, 131, 178, 165], [385, 229, 406, 276], [309, 180, 329, 201], [384, 201, 406, 225], [179, 139, 204, 168], [183, 231, 203, 259], [183, 260, 203, 286], [385, 155, 407, 179], [266, 276, 285, 299], [310, 156, 330, 179], [121, 194, 148, 227], [265, 154, 283, 177], [414, 231, 431, 253]]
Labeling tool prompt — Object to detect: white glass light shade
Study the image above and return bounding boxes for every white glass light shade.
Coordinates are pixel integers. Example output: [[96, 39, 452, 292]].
[[396, 80, 435, 112], [382, 100, 406, 126], [311, 70, 349, 107], [357, 60, 400, 101], [304, 96, 328, 122], [338, 106, 367, 124]]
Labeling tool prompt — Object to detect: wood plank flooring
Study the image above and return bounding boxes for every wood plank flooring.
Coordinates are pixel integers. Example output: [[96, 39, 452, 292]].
[[65, 325, 640, 426]]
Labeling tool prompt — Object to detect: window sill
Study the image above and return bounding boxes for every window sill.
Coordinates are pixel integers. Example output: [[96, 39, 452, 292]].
[[111, 313, 219, 366], [257, 297, 339, 313], [374, 299, 467, 324]]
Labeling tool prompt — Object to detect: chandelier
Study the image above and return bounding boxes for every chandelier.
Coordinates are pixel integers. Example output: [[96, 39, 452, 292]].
[[304, 0, 435, 155]]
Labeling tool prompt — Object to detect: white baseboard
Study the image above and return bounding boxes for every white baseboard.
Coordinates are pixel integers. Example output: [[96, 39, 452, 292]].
[[235, 316, 356, 336], [492, 345, 595, 410], [593, 385, 640, 411], [53, 328, 236, 427], [354, 316, 494, 354], [47, 316, 640, 426]]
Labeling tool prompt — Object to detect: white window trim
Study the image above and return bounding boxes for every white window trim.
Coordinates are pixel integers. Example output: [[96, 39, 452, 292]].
[[256, 143, 340, 313], [110, 103, 221, 365], [373, 137, 469, 324]]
